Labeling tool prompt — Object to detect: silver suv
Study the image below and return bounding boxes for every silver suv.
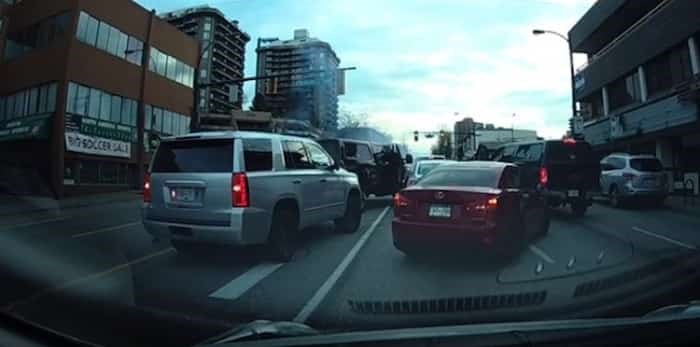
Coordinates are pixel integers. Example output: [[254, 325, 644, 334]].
[[600, 153, 668, 207], [142, 131, 363, 261]]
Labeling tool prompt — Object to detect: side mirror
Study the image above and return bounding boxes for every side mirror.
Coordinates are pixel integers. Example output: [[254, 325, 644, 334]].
[[405, 154, 413, 164]]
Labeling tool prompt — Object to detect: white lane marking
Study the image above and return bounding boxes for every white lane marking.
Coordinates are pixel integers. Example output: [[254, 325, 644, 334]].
[[72, 221, 141, 238], [209, 262, 284, 300], [529, 244, 556, 264], [5, 247, 175, 311], [293, 206, 391, 323], [631, 226, 697, 250]]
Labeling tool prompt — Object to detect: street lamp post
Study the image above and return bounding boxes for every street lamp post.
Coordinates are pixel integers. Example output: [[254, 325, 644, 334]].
[[532, 29, 577, 134]]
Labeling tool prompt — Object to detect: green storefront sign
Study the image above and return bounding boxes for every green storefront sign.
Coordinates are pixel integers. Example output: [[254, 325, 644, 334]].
[[67, 115, 136, 143], [0, 114, 52, 142]]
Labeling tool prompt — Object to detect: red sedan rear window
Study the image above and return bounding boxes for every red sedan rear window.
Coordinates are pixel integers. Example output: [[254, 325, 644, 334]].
[[419, 168, 499, 187]]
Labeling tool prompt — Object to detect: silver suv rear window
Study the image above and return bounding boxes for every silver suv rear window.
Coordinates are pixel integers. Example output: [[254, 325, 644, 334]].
[[152, 139, 233, 173]]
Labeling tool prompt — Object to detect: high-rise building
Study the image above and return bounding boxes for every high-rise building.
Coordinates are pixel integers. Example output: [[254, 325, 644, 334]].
[[254, 29, 341, 132], [161, 6, 250, 130], [0, 0, 197, 197]]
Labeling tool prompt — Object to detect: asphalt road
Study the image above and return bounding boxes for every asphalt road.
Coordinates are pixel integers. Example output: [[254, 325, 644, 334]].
[[1, 194, 700, 346]]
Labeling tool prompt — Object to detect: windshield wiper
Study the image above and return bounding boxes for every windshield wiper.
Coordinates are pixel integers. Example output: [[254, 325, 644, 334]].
[[196, 320, 318, 345]]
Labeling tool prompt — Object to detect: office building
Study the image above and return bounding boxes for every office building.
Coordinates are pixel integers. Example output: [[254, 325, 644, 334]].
[[0, 0, 198, 197], [571, 0, 700, 192], [452, 117, 538, 160], [161, 6, 250, 130], [255, 29, 341, 132]]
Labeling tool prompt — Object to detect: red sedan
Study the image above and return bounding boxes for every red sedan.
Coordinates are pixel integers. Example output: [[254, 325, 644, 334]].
[[392, 161, 549, 256]]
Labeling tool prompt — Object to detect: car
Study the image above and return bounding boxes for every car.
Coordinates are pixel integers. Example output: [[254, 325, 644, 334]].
[[490, 138, 599, 217], [318, 138, 379, 198], [392, 161, 549, 256], [406, 159, 455, 186], [599, 153, 668, 207], [142, 131, 363, 261]]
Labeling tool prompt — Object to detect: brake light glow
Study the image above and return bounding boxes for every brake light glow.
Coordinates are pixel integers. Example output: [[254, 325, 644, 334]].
[[394, 192, 409, 208], [143, 173, 152, 203], [232, 173, 250, 207], [487, 197, 498, 207], [539, 167, 549, 186], [563, 138, 576, 145]]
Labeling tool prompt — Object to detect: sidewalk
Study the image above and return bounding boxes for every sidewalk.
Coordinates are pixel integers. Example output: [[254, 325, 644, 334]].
[[0, 190, 142, 217], [665, 194, 700, 214]]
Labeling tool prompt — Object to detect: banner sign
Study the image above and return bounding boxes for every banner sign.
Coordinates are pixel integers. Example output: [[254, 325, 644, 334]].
[[0, 114, 52, 142], [65, 131, 131, 158]]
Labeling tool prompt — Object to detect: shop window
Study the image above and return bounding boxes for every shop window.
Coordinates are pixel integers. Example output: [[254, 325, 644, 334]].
[[96, 22, 110, 51], [99, 93, 111, 120], [88, 88, 101, 118], [110, 95, 122, 123], [80, 161, 99, 184], [76, 85, 89, 116], [144, 105, 152, 130]]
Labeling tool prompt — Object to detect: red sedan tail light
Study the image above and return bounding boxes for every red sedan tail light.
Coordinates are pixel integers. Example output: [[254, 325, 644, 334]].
[[393, 192, 410, 208]]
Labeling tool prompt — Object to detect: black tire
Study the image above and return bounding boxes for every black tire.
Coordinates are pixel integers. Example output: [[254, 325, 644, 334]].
[[609, 185, 623, 208], [571, 201, 587, 217], [267, 207, 297, 262], [335, 191, 362, 234]]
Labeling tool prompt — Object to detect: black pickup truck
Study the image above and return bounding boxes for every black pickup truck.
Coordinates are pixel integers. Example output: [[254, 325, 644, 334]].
[[319, 139, 412, 197], [490, 139, 600, 216]]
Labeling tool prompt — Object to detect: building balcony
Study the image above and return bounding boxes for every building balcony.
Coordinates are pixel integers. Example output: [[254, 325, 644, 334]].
[[582, 91, 698, 147], [574, 0, 700, 100]]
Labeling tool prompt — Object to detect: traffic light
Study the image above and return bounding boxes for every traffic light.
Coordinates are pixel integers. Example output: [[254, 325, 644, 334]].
[[414, 131, 419, 142]]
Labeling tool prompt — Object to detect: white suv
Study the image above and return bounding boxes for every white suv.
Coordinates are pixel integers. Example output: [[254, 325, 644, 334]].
[[600, 153, 668, 207], [142, 131, 363, 261]]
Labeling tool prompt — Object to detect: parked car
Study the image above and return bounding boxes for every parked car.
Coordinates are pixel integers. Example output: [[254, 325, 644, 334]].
[[490, 138, 599, 216], [599, 153, 668, 207], [142, 131, 363, 261], [406, 159, 455, 186], [392, 161, 548, 256], [319, 138, 379, 198]]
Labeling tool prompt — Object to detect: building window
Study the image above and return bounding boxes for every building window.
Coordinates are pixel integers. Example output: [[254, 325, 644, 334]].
[[77, 11, 142, 65], [0, 82, 58, 121], [3, 12, 71, 61], [67, 82, 138, 129], [608, 71, 642, 111], [645, 42, 692, 96], [146, 105, 189, 136], [149, 47, 194, 88], [96, 21, 111, 51], [125, 37, 143, 64]]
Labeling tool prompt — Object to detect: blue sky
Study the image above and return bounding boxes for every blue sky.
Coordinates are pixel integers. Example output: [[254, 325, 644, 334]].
[[138, 0, 594, 154]]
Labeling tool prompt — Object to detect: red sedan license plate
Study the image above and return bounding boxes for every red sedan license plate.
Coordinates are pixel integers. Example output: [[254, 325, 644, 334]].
[[429, 204, 451, 218]]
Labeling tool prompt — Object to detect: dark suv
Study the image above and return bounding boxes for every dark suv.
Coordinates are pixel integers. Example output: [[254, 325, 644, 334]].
[[490, 139, 599, 216], [319, 139, 412, 197]]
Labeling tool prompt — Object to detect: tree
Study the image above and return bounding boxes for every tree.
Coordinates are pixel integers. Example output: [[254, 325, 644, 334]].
[[337, 108, 368, 129], [431, 131, 452, 159]]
